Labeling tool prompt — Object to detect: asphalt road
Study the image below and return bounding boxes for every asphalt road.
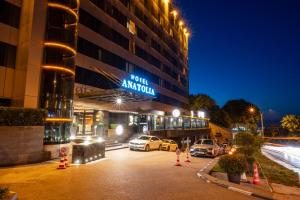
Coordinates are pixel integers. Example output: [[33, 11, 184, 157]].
[[262, 145, 300, 173], [0, 149, 255, 200]]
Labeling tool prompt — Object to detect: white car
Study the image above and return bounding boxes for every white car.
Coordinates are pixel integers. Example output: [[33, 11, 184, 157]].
[[129, 135, 162, 151], [190, 139, 221, 157]]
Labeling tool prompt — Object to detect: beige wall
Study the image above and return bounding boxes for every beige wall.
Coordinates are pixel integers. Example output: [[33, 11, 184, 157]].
[[0, 126, 50, 166]]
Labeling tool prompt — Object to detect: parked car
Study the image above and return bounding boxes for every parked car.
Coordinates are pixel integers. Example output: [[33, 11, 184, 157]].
[[189, 139, 221, 157], [129, 135, 162, 151], [161, 139, 178, 151]]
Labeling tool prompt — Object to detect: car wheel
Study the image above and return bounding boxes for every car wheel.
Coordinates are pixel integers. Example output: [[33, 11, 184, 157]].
[[158, 145, 162, 151], [145, 145, 150, 152], [167, 146, 170, 151]]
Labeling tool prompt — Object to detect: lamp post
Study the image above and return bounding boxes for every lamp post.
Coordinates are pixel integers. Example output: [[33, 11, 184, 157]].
[[249, 107, 264, 137]]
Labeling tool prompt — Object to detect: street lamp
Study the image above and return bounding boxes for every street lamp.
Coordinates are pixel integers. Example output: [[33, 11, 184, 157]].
[[249, 107, 264, 137]]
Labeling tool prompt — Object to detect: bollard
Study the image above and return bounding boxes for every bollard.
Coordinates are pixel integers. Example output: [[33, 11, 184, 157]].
[[184, 148, 191, 163], [175, 148, 182, 166]]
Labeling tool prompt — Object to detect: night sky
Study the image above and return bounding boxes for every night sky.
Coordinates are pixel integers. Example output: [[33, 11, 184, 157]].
[[175, 0, 300, 120]]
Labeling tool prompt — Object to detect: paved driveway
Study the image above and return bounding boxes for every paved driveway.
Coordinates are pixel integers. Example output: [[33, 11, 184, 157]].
[[0, 149, 255, 200]]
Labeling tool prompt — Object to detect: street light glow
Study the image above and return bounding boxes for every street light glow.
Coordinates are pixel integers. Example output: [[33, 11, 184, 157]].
[[116, 98, 122, 105]]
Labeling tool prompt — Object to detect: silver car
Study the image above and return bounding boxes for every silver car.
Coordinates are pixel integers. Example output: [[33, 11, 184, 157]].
[[190, 139, 220, 157]]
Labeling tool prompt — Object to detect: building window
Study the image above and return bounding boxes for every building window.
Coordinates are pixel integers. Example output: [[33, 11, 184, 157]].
[[0, 41, 17, 68], [79, 9, 129, 50], [136, 26, 147, 42], [0, 1, 20, 28]]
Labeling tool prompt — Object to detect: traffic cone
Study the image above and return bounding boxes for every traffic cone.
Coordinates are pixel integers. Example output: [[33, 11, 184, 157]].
[[184, 149, 191, 162], [252, 163, 260, 185], [64, 154, 70, 167], [241, 172, 247, 182], [57, 157, 66, 169], [175, 155, 182, 166]]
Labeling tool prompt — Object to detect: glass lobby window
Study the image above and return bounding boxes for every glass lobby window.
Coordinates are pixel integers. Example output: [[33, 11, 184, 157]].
[[154, 116, 164, 130]]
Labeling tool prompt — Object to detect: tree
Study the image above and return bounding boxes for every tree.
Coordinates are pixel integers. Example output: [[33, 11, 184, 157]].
[[281, 115, 300, 134], [189, 94, 216, 111], [223, 99, 260, 133], [189, 94, 232, 128], [210, 106, 232, 128]]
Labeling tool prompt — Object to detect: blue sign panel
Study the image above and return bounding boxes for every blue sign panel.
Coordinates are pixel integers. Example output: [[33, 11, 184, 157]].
[[121, 74, 155, 96]]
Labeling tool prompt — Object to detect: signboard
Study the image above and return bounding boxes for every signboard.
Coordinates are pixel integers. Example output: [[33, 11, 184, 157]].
[[121, 74, 155, 96]]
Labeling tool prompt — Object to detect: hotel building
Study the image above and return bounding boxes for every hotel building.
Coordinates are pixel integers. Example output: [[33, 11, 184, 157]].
[[0, 0, 209, 145]]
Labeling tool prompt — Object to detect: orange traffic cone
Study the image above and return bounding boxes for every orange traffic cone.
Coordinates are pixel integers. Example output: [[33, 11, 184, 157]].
[[252, 163, 260, 185], [64, 154, 69, 167], [175, 155, 182, 166], [57, 157, 66, 169], [184, 149, 191, 163]]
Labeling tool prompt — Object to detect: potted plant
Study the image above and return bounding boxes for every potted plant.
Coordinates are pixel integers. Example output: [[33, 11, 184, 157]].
[[0, 187, 8, 200], [218, 154, 247, 184]]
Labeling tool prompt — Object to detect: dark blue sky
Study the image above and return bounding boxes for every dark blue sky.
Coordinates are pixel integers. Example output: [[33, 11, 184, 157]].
[[175, 0, 300, 120]]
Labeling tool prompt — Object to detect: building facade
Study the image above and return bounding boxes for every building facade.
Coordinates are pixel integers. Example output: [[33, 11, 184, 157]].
[[0, 0, 209, 145]]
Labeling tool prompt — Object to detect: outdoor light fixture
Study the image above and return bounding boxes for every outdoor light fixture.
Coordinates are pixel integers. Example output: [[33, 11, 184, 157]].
[[179, 20, 184, 26], [171, 10, 178, 17], [116, 98, 122, 105], [97, 137, 104, 143], [172, 109, 181, 118], [198, 111, 205, 118], [116, 125, 124, 136], [190, 111, 194, 117]]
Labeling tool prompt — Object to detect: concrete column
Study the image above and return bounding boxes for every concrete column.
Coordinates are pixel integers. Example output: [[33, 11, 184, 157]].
[[12, 0, 47, 108]]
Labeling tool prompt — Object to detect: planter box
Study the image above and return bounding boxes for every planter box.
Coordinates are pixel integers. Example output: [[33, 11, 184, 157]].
[[72, 142, 105, 164], [0, 126, 50, 166]]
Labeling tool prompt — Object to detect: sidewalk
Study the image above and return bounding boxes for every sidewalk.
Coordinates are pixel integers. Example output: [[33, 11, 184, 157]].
[[196, 157, 274, 200]]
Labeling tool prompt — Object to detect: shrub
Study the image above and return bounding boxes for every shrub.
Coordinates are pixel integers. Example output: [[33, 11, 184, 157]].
[[234, 132, 263, 173], [0, 107, 46, 126], [218, 154, 247, 175], [0, 187, 9, 199]]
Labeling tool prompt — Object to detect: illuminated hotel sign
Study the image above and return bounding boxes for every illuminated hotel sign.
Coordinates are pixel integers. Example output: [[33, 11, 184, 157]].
[[121, 74, 155, 96]]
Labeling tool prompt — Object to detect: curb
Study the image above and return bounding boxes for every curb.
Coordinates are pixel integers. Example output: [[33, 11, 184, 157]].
[[105, 146, 129, 152], [196, 158, 274, 200]]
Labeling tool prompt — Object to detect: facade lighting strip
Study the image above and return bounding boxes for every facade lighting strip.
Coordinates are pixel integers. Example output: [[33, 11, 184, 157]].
[[44, 42, 77, 55], [48, 2, 79, 22], [42, 65, 75, 76], [45, 118, 73, 122]]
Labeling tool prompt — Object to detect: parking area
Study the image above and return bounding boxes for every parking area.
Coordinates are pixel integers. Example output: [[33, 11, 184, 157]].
[[0, 149, 253, 200]]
